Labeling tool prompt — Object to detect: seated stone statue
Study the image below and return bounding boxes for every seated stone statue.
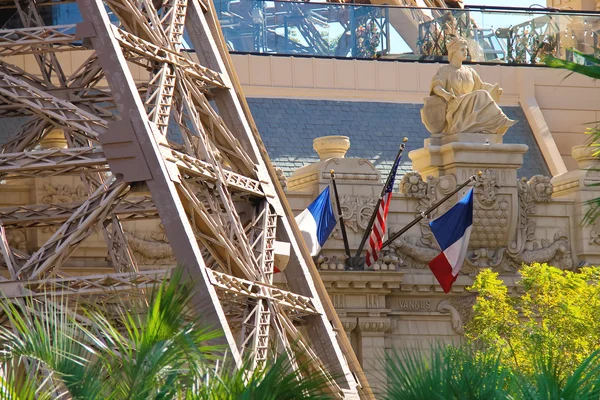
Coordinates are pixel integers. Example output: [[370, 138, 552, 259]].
[[421, 36, 517, 135]]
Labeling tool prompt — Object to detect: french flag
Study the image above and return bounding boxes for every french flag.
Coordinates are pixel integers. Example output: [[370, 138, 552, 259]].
[[428, 189, 473, 293], [295, 186, 337, 257]]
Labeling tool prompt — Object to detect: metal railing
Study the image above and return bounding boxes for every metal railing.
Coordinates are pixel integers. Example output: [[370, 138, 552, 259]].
[[3, 0, 600, 65]]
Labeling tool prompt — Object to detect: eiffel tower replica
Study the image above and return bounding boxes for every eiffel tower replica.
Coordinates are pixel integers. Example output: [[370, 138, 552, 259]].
[[0, 0, 369, 397]]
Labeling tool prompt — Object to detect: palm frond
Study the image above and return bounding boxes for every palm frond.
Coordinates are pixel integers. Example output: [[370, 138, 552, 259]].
[[544, 54, 600, 80], [82, 268, 223, 400], [0, 294, 105, 399], [383, 343, 512, 400], [513, 349, 600, 400], [189, 352, 334, 400]]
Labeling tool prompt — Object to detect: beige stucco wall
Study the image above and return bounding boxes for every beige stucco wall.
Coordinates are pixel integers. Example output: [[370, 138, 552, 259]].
[[231, 54, 600, 175]]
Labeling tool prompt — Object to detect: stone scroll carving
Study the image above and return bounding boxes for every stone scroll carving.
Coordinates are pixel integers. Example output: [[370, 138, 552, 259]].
[[331, 194, 377, 239], [437, 295, 476, 334], [389, 172, 572, 274]]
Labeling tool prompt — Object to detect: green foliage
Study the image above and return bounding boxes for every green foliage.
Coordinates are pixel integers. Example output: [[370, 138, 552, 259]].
[[189, 354, 333, 400], [383, 342, 600, 400], [466, 263, 600, 377], [545, 50, 600, 80], [0, 269, 332, 399], [383, 343, 512, 400]]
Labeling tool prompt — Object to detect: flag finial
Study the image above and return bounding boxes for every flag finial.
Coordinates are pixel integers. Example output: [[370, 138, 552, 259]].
[[330, 169, 335, 178], [403, 137, 408, 143]]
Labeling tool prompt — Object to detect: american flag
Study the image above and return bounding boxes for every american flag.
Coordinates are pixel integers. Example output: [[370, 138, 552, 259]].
[[365, 156, 402, 268]]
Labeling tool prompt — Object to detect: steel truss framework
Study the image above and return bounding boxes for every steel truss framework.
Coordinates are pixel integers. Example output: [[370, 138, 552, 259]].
[[0, 0, 367, 398]]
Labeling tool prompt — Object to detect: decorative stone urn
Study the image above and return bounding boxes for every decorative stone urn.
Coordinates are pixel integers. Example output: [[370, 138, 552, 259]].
[[313, 135, 350, 160]]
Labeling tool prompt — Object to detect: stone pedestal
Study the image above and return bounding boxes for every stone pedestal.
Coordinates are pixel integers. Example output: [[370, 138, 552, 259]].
[[409, 133, 527, 184]]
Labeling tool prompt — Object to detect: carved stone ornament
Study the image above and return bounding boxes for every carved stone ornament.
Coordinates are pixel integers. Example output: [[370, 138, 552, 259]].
[[437, 295, 476, 334], [528, 175, 553, 203], [274, 166, 287, 190], [590, 218, 600, 246], [42, 184, 87, 204], [388, 172, 573, 274], [124, 227, 175, 265], [474, 169, 500, 207], [357, 317, 391, 334], [332, 194, 377, 235], [316, 254, 346, 270], [7, 230, 28, 253], [399, 172, 428, 199], [340, 317, 357, 333]]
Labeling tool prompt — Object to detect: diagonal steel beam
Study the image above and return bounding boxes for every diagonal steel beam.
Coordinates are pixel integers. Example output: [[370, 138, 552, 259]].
[[18, 177, 130, 279], [0, 196, 157, 229], [113, 26, 226, 89], [0, 71, 106, 139], [0, 147, 107, 178], [77, 0, 241, 363], [0, 25, 82, 56]]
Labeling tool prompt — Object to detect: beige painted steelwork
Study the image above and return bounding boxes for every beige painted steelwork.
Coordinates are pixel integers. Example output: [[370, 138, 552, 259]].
[[0, 0, 369, 398]]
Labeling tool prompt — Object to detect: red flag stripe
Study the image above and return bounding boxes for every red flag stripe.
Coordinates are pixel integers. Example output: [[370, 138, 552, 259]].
[[366, 192, 393, 267]]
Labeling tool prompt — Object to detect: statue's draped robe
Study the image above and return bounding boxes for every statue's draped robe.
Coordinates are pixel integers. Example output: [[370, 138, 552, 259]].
[[430, 65, 511, 134]]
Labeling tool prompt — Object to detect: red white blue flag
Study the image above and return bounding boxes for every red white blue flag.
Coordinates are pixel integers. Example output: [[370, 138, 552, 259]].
[[427, 189, 474, 293], [365, 158, 402, 268], [295, 186, 337, 257]]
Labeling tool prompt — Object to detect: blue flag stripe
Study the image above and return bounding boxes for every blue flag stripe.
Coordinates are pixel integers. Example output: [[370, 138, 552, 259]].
[[307, 186, 337, 247], [428, 189, 474, 250]]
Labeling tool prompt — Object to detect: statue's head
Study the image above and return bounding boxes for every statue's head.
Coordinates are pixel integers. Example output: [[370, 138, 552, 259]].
[[447, 36, 468, 63]]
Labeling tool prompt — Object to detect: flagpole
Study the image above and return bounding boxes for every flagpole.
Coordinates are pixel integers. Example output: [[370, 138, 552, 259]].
[[379, 171, 480, 251], [330, 170, 352, 258], [353, 137, 408, 260]]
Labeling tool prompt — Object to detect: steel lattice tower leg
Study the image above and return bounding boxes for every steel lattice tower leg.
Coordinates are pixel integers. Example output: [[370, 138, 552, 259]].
[[0, 0, 370, 397]]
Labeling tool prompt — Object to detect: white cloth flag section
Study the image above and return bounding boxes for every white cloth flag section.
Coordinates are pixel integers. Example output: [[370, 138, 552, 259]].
[[295, 186, 337, 256]]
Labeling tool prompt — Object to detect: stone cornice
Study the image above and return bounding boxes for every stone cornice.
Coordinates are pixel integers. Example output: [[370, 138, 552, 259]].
[[320, 270, 404, 291]]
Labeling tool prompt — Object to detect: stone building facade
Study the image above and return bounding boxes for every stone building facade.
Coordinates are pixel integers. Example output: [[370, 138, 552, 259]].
[[2, 48, 600, 393]]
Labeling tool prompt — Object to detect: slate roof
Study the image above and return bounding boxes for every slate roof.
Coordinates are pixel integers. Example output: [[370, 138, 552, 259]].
[[247, 98, 550, 181], [0, 99, 550, 183]]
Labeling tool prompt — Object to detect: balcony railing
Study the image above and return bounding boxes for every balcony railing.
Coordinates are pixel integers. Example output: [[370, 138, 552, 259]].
[[3, 1, 600, 65], [214, 0, 600, 65]]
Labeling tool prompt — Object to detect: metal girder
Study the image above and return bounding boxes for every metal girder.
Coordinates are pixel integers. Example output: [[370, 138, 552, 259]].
[[0, 147, 107, 178], [22, 269, 170, 298], [114, 27, 226, 89], [0, 268, 170, 299], [0, 196, 157, 229], [0, 72, 106, 138], [207, 269, 318, 316], [184, 1, 361, 395], [165, 147, 263, 196], [18, 178, 130, 279], [0, 0, 366, 397], [77, 0, 242, 363], [0, 25, 82, 57], [0, 226, 18, 279]]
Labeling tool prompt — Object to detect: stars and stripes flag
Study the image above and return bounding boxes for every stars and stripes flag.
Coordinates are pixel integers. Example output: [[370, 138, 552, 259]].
[[365, 157, 402, 267]]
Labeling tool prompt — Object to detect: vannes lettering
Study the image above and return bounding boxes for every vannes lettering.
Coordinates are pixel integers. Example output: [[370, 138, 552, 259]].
[[398, 300, 431, 310]]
